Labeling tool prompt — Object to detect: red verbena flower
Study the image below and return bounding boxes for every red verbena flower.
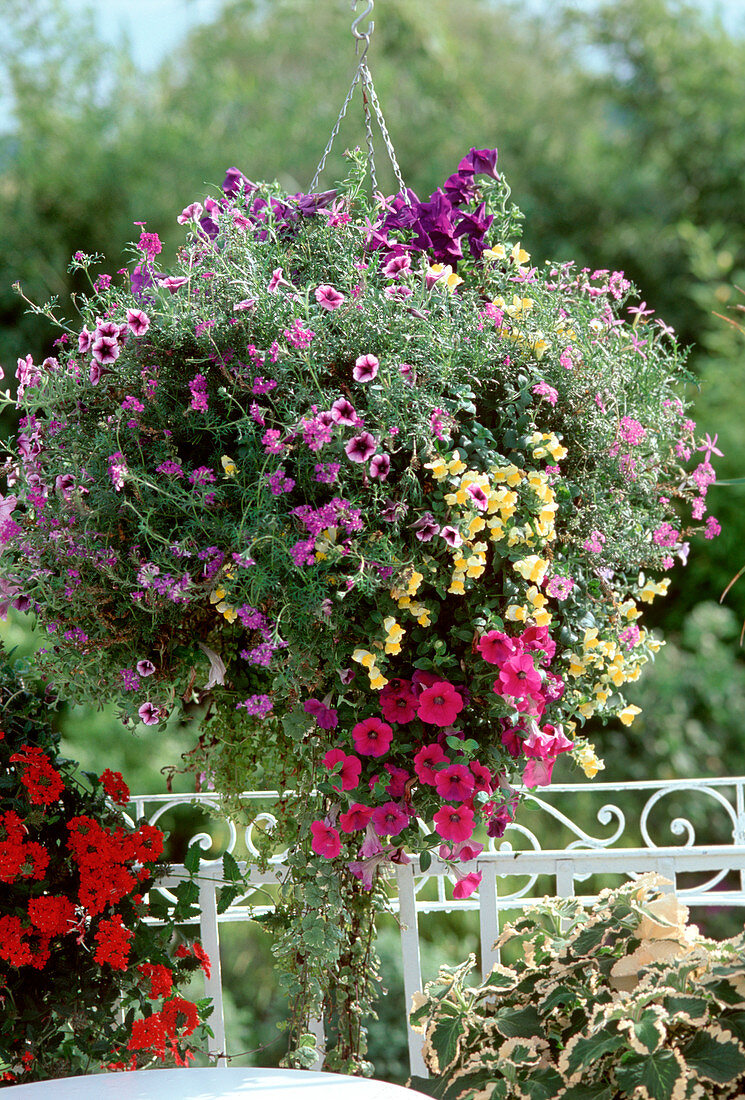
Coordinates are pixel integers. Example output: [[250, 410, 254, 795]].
[[27, 895, 76, 936], [139, 962, 174, 1000], [100, 768, 130, 806], [94, 914, 133, 970], [10, 745, 65, 805]]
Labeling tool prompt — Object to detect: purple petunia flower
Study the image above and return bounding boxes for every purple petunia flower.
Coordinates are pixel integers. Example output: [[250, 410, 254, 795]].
[[314, 284, 345, 311], [353, 354, 379, 383], [411, 512, 440, 542], [369, 453, 391, 481], [331, 397, 357, 425]]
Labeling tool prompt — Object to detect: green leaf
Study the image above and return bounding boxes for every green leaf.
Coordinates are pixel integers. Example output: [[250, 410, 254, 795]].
[[426, 1002, 466, 1074], [216, 884, 241, 914], [493, 1005, 543, 1038], [517, 1066, 565, 1099], [184, 843, 202, 874], [560, 1085, 613, 1100], [683, 1029, 745, 1084], [571, 923, 608, 955], [664, 995, 710, 1023], [723, 1011, 745, 1043], [614, 1049, 686, 1100], [561, 1032, 624, 1079], [419, 849, 432, 873], [222, 850, 242, 882]]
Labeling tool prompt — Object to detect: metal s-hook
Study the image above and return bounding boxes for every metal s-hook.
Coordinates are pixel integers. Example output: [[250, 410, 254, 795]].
[[351, 0, 374, 59]]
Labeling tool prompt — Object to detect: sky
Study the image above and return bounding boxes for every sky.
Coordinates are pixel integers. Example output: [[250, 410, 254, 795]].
[[65, 0, 744, 71]]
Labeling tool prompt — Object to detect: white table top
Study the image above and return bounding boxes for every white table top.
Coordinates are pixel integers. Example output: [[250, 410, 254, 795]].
[[2, 1067, 430, 1099]]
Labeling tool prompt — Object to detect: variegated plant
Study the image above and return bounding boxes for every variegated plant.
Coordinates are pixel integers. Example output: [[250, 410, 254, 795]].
[[411, 874, 745, 1099]]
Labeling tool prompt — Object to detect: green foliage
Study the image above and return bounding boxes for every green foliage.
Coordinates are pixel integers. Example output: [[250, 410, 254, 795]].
[[413, 875, 745, 1099]]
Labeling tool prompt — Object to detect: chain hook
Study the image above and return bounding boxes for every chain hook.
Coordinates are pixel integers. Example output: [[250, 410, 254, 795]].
[[350, 0, 374, 60]]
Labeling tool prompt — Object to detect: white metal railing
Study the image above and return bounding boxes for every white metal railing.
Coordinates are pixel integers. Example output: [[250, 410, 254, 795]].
[[128, 777, 745, 1078]]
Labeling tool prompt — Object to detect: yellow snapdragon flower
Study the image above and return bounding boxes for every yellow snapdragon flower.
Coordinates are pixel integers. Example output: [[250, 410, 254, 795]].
[[513, 555, 549, 585], [221, 455, 238, 477], [428, 264, 463, 292], [618, 704, 642, 726]]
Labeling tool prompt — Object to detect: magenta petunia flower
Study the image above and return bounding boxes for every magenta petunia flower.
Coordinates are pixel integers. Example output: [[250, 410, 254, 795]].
[[345, 432, 377, 463], [78, 327, 93, 354], [380, 679, 418, 724], [520, 625, 556, 664], [314, 284, 346, 310], [331, 397, 357, 425], [417, 681, 465, 727], [339, 803, 374, 832], [158, 276, 189, 292], [413, 743, 449, 785], [233, 298, 256, 312], [382, 253, 412, 278], [353, 354, 379, 383], [496, 654, 542, 699], [371, 801, 409, 837], [352, 716, 393, 757], [177, 201, 204, 224], [384, 764, 410, 798], [310, 820, 342, 859], [303, 698, 339, 730], [453, 871, 482, 899], [322, 748, 361, 792], [470, 760, 493, 793], [434, 764, 475, 802], [136, 660, 156, 677], [433, 804, 475, 843], [369, 453, 391, 481]]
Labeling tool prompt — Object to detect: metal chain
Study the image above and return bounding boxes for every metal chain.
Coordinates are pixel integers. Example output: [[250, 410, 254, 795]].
[[361, 63, 408, 199], [309, 0, 408, 202], [309, 64, 364, 195]]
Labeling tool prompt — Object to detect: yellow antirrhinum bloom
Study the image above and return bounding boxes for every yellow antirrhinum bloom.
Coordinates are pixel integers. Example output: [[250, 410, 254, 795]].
[[483, 243, 507, 261], [513, 555, 549, 585], [448, 576, 466, 595], [575, 744, 605, 778], [511, 243, 530, 265], [505, 295, 534, 318], [369, 669, 389, 690], [638, 577, 671, 604], [488, 518, 505, 542], [507, 525, 532, 547], [505, 604, 528, 622], [448, 452, 467, 476], [407, 571, 423, 596], [444, 488, 468, 506], [491, 464, 523, 487], [210, 587, 226, 604], [583, 629, 599, 650], [429, 263, 463, 292], [221, 455, 238, 477], [547, 438, 568, 462], [578, 701, 596, 719], [491, 488, 517, 518], [530, 334, 550, 360], [567, 654, 586, 678], [468, 515, 486, 536], [216, 601, 238, 623], [619, 599, 642, 621], [424, 457, 448, 480], [526, 586, 548, 609], [594, 687, 610, 704], [619, 704, 642, 726], [352, 648, 376, 669], [533, 608, 552, 627]]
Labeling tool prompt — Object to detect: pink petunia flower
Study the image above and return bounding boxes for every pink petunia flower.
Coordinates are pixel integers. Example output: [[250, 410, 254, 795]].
[[380, 680, 418, 724], [138, 702, 160, 726], [353, 354, 379, 383], [417, 682, 465, 727], [310, 820, 342, 859], [440, 525, 462, 548], [384, 765, 410, 798], [345, 432, 377, 463], [497, 655, 542, 699], [452, 871, 482, 899], [371, 801, 409, 837], [466, 484, 489, 511], [413, 743, 450, 785], [522, 757, 555, 788], [470, 760, 493, 793], [322, 748, 361, 792], [434, 764, 475, 802], [352, 717, 394, 757], [314, 284, 346, 310], [177, 201, 204, 224], [331, 397, 358, 425], [433, 804, 475, 842], [91, 336, 120, 365], [136, 660, 156, 677], [477, 630, 520, 665], [339, 803, 374, 832], [126, 308, 150, 336], [369, 453, 391, 480]]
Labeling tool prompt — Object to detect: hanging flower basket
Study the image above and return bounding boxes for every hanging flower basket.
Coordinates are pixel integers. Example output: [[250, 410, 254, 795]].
[[1, 135, 719, 1069]]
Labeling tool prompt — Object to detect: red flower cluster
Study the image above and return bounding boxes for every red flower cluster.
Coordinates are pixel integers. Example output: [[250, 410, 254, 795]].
[[94, 914, 134, 970], [175, 940, 211, 979], [127, 995, 200, 1066], [67, 815, 163, 914], [0, 810, 49, 883], [100, 768, 131, 806], [9, 746, 65, 805]]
